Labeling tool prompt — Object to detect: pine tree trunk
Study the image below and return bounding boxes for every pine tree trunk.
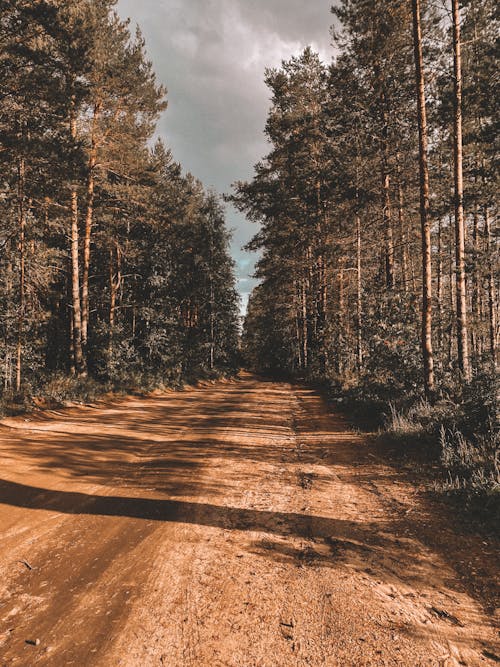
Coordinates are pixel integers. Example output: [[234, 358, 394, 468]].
[[209, 280, 215, 371], [379, 85, 394, 290], [301, 277, 308, 371], [68, 264, 76, 375], [294, 282, 302, 370], [471, 195, 481, 357], [397, 173, 409, 293], [82, 104, 100, 348], [452, 0, 471, 380], [484, 206, 497, 367], [15, 158, 26, 393], [382, 170, 394, 289], [108, 248, 116, 364], [338, 264, 345, 374], [356, 213, 363, 370], [412, 0, 435, 397], [437, 215, 443, 353], [4, 257, 13, 390], [108, 242, 122, 366], [69, 102, 86, 375], [408, 219, 417, 293], [448, 213, 456, 365]]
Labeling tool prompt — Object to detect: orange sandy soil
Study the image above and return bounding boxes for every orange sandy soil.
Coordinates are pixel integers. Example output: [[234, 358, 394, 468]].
[[0, 373, 498, 666]]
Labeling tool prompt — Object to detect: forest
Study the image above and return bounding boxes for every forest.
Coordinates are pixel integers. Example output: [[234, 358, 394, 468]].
[[0, 2, 498, 663], [233, 0, 498, 503], [0, 0, 497, 504], [0, 0, 240, 407]]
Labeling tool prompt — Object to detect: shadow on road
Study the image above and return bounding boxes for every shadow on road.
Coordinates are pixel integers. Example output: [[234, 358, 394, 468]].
[[0, 477, 371, 542], [0, 375, 498, 623]]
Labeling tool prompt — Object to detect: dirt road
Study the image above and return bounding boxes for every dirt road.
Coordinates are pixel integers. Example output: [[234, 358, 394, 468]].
[[0, 374, 498, 666]]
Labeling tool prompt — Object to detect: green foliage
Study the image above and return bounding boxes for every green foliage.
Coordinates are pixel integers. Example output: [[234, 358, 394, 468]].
[[0, 1, 240, 400], [235, 0, 497, 515]]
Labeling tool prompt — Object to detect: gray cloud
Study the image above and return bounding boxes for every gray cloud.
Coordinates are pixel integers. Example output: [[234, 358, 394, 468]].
[[116, 0, 335, 312]]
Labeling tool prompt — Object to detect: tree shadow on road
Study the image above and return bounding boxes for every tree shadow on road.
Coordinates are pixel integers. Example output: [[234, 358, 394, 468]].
[[0, 376, 498, 626]]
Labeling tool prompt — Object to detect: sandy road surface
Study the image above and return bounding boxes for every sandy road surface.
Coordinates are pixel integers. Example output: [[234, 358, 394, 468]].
[[0, 374, 498, 666]]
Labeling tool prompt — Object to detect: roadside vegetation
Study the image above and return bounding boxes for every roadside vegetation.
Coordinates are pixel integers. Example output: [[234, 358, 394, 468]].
[[0, 0, 240, 416], [233, 0, 498, 513]]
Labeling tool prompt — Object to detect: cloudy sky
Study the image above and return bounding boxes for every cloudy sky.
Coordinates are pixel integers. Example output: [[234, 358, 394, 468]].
[[116, 0, 335, 313]]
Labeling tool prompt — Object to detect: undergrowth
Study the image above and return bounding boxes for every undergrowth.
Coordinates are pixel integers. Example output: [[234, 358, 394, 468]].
[[0, 366, 232, 417], [328, 365, 499, 521]]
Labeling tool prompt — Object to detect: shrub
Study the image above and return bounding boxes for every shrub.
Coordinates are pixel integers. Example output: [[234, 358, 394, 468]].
[[440, 427, 499, 494]]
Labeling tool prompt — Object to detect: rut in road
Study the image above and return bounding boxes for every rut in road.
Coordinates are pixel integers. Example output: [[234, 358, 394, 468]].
[[0, 374, 498, 666]]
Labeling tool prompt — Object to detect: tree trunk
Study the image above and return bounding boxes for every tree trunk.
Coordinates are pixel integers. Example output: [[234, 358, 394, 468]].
[[382, 171, 394, 289], [356, 213, 363, 370], [108, 242, 122, 366], [471, 193, 481, 357], [68, 265, 76, 375], [15, 158, 26, 393], [209, 280, 215, 371], [380, 87, 394, 290], [108, 248, 116, 364], [338, 263, 345, 374], [437, 215, 443, 353], [69, 101, 86, 375], [81, 103, 100, 348], [294, 282, 302, 370], [452, 0, 471, 380], [484, 207, 497, 367], [397, 172, 409, 293], [301, 277, 308, 371], [412, 0, 435, 397], [4, 257, 13, 390], [448, 212, 456, 366]]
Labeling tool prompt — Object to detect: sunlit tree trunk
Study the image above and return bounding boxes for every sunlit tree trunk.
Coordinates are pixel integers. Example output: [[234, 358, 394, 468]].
[[412, 0, 435, 397], [69, 100, 86, 375], [82, 103, 101, 349]]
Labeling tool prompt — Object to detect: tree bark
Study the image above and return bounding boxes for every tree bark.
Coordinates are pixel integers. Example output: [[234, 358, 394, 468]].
[[471, 193, 481, 357], [81, 103, 100, 348], [397, 171, 409, 293], [437, 215, 443, 353], [69, 101, 86, 375], [301, 276, 308, 371], [382, 169, 394, 289], [108, 241, 122, 365], [15, 158, 26, 393], [380, 93, 394, 290], [484, 207, 497, 367], [356, 213, 363, 369], [452, 0, 471, 380], [209, 278, 215, 371], [338, 263, 345, 374], [412, 0, 435, 397], [4, 256, 13, 390], [448, 212, 456, 366]]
